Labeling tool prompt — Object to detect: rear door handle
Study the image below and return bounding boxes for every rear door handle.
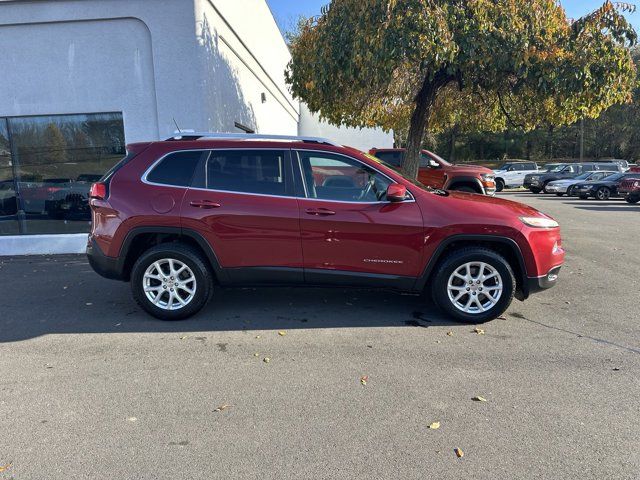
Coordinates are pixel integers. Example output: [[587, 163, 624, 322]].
[[190, 200, 221, 209], [305, 208, 336, 216]]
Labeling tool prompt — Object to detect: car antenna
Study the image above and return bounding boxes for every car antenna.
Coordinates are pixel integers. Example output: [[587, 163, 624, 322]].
[[173, 117, 182, 133]]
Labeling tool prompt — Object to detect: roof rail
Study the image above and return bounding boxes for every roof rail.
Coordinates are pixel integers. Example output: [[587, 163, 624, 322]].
[[164, 132, 341, 146]]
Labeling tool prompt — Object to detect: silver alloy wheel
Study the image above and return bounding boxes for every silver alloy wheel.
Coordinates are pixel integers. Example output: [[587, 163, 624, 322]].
[[143, 259, 197, 311], [447, 262, 503, 314]]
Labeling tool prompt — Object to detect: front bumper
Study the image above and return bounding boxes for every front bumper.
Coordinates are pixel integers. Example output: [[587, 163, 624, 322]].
[[524, 179, 542, 189], [574, 187, 594, 197], [86, 236, 126, 280], [544, 184, 567, 193], [522, 266, 562, 298]]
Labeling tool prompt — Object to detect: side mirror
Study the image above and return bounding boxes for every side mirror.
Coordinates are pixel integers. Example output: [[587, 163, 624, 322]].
[[387, 183, 407, 202]]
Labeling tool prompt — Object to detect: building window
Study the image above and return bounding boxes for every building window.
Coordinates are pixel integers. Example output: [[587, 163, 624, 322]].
[[0, 112, 125, 235]]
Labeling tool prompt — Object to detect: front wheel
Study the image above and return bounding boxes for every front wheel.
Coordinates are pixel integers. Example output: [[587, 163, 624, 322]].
[[495, 179, 505, 192], [530, 187, 542, 194], [431, 248, 516, 323], [130, 243, 214, 320], [555, 193, 564, 197], [595, 187, 611, 201], [626, 195, 640, 204]]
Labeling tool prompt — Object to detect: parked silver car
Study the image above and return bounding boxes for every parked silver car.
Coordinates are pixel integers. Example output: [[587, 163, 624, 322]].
[[544, 171, 618, 196]]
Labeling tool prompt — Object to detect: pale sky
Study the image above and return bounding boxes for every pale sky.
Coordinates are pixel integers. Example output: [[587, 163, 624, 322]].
[[267, 0, 640, 36]]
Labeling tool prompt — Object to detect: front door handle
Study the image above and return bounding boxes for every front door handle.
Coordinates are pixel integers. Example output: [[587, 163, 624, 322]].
[[305, 208, 336, 216], [190, 200, 221, 209]]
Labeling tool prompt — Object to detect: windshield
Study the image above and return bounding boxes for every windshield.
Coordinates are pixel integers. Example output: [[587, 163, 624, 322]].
[[544, 164, 562, 172], [575, 172, 593, 180], [496, 163, 515, 171]]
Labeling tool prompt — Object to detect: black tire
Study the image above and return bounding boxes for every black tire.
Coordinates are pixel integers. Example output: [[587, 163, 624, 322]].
[[530, 187, 542, 194], [625, 195, 640, 204], [495, 179, 505, 192], [595, 187, 611, 201], [567, 185, 575, 197], [431, 248, 516, 324], [555, 193, 564, 197], [541, 181, 552, 193], [579, 195, 589, 200], [130, 243, 213, 320]]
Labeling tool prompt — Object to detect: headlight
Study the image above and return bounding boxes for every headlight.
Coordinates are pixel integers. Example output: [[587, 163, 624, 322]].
[[480, 173, 495, 182], [634, 181, 640, 188], [520, 216, 559, 228]]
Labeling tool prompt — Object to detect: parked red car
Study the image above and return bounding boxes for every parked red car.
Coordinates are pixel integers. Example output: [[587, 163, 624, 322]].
[[619, 177, 640, 204], [368, 148, 496, 195], [87, 134, 563, 323]]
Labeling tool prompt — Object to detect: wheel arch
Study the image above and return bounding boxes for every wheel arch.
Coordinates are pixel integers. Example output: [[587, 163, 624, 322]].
[[445, 176, 485, 194], [415, 235, 529, 300], [116, 226, 226, 282]]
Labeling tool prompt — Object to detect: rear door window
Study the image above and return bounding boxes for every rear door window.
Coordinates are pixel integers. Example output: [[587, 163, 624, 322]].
[[205, 150, 289, 196], [146, 150, 204, 187]]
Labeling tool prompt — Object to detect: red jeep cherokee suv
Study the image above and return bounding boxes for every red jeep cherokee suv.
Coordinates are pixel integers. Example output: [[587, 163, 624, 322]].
[[369, 148, 496, 195], [87, 133, 563, 323]]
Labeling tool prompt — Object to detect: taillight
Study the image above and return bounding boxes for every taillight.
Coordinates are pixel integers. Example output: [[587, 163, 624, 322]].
[[89, 182, 107, 200]]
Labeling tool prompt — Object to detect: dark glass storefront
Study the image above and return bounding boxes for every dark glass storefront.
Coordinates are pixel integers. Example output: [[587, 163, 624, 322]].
[[0, 113, 125, 235]]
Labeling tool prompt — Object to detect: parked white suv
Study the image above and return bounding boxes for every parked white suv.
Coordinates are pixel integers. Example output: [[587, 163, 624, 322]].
[[493, 161, 539, 192]]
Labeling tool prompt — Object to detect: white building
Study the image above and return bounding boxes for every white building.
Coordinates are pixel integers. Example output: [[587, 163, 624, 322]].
[[0, 0, 392, 254]]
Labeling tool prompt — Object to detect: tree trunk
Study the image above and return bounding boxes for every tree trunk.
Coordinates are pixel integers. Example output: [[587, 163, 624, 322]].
[[449, 124, 459, 163], [402, 73, 449, 179]]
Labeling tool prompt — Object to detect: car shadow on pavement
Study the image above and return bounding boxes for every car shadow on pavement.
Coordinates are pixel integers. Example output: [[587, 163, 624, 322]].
[[1, 255, 457, 343]]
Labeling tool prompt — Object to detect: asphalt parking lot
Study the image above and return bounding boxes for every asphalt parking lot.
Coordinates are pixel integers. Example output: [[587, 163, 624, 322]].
[[1, 192, 639, 479]]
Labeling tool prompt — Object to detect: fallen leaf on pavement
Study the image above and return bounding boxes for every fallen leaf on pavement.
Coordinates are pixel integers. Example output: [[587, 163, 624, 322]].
[[446, 331, 454, 336], [360, 375, 368, 386], [472, 396, 487, 402], [255, 335, 261, 339], [428, 422, 440, 430], [128, 417, 137, 422], [263, 357, 271, 363], [0, 464, 12, 473], [454, 448, 464, 458], [613, 367, 620, 371], [497, 316, 507, 320], [473, 328, 485, 335], [179, 335, 187, 340], [278, 331, 287, 336], [254, 353, 259, 357], [214, 404, 232, 412]]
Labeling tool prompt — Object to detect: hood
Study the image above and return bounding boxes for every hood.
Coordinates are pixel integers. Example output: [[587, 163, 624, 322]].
[[412, 187, 547, 228], [576, 180, 618, 187], [446, 164, 494, 175], [547, 178, 577, 186]]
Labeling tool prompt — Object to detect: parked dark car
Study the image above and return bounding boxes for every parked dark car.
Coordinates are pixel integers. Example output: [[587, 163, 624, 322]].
[[572, 172, 640, 200], [619, 177, 640, 203], [523, 163, 622, 194]]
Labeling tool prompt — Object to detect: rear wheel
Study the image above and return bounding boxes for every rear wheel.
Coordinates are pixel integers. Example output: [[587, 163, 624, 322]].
[[431, 248, 515, 324], [131, 243, 213, 320], [567, 185, 576, 196], [626, 195, 640, 204], [555, 193, 564, 197], [595, 187, 611, 201], [579, 195, 589, 200], [495, 179, 505, 192], [530, 187, 542, 194]]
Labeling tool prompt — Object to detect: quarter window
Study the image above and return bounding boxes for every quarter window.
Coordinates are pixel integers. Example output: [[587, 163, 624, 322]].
[[298, 151, 393, 202], [146, 151, 203, 187], [206, 150, 287, 196]]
